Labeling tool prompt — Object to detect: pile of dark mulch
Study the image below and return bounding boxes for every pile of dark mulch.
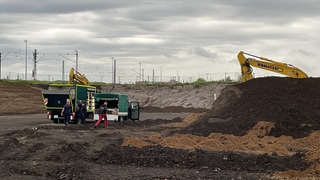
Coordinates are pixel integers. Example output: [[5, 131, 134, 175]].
[[93, 145, 309, 174], [179, 77, 320, 138]]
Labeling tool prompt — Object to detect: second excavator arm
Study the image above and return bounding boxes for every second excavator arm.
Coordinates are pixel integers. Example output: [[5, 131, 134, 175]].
[[68, 68, 89, 85], [237, 51, 308, 82]]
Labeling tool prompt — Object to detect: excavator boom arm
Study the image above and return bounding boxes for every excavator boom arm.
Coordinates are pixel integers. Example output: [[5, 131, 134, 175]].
[[237, 51, 308, 82], [68, 68, 89, 85]]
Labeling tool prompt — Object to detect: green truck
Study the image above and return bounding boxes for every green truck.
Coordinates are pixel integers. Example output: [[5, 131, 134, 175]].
[[42, 84, 96, 123], [94, 93, 140, 122]]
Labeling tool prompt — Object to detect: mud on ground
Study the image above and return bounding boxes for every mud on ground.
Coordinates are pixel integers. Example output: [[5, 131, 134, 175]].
[[0, 115, 302, 180]]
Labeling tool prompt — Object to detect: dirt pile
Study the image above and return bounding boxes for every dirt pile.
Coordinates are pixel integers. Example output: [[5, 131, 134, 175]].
[[122, 77, 320, 179], [100, 83, 229, 109], [179, 77, 320, 138], [0, 83, 45, 115]]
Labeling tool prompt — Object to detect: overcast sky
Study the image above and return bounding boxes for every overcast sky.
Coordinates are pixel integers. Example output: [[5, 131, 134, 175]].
[[1, 0, 320, 83]]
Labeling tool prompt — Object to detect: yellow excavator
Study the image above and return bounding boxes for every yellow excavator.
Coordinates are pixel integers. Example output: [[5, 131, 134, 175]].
[[237, 51, 308, 82], [68, 67, 90, 85]]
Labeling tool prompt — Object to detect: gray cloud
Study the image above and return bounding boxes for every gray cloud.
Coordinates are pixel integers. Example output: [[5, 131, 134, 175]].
[[0, 0, 319, 82], [187, 47, 217, 59]]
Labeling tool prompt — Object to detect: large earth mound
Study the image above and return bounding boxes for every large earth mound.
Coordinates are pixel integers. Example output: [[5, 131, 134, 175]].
[[179, 77, 320, 138], [100, 83, 229, 110], [0, 83, 45, 115]]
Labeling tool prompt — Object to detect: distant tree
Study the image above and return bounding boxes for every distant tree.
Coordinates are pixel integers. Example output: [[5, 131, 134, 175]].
[[218, 76, 233, 82], [225, 76, 233, 82], [194, 78, 206, 84]]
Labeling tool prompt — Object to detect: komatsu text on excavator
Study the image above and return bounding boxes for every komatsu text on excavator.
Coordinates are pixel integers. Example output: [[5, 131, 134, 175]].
[[237, 51, 308, 82]]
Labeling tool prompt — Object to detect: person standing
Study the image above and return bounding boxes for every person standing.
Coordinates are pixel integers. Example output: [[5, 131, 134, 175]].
[[79, 101, 87, 125], [95, 101, 108, 128], [74, 100, 83, 124], [61, 99, 72, 126]]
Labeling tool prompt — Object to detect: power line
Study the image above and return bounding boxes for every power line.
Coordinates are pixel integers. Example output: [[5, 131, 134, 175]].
[[59, 50, 78, 72]]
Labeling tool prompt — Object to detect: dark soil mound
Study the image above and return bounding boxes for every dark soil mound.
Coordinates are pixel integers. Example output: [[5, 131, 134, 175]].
[[179, 77, 320, 138], [142, 106, 208, 113], [93, 145, 308, 174]]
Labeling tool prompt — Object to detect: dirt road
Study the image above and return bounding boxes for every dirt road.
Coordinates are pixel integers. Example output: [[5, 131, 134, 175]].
[[0, 112, 188, 132]]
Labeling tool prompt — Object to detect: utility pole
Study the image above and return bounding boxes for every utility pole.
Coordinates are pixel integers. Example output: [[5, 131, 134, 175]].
[[177, 70, 179, 83], [152, 69, 155, 83], [24, 40, 27, 80], [139, 62, 141, 82], [32, 49, 37, 80], [75, 50, 78, 72], [113, 59, 116, 84], [111, 57, 114, 84], [31, 49, 45, 81], [62, 60, 65, 81]]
